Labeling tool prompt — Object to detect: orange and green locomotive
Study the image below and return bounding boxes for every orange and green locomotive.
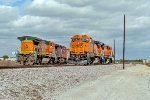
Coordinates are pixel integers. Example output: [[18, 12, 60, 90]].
[[17, 36, 69, 65]]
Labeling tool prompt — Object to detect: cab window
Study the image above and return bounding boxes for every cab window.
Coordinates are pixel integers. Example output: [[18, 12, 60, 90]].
[[82, 38, 89, 42], [72, 38, 80, 42]]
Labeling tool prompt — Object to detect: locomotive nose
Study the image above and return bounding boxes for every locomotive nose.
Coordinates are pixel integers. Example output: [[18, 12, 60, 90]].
[[72, 42, 83, 47]]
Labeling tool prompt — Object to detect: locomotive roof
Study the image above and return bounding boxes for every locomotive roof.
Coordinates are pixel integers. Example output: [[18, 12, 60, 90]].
[[71, 34, 91, 39], [94, 41, 105, 46], [55, 44, 66, 48], [17, 36, 42, 42]]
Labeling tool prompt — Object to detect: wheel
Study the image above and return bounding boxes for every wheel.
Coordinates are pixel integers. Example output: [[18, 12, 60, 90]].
[[99, 58, 103, 64], [87, 59, 91, 65], [109, 58, 112, 64], [23, 61, 26, 65]]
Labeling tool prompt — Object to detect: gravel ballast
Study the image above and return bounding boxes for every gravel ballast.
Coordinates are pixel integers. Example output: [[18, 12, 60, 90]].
[[0, 64, 132, 100]]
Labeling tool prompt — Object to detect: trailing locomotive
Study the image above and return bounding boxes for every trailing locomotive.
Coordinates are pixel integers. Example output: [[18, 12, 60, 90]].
[[68, 34, 113, 65], [103, 45, 113, 64], [17, 36, 69, 65]]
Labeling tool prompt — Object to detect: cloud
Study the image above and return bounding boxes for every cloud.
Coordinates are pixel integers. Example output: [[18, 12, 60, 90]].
[[26, 0, 106, 19], [0, 5, 19, 23], [56, 0, 96, 7]]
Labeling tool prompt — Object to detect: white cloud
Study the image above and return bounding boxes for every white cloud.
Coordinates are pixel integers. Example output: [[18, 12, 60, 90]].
[[26, 0, 101, 19], [13, 15, 48, 27]]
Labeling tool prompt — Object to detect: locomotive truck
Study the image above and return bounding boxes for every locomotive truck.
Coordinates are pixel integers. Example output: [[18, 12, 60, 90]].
[[17, 36, 69, 65]]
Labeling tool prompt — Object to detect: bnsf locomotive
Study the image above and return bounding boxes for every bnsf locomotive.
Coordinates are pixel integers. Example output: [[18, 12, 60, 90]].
[[17, 36, 69, 65], [68, 34, 113, 65]]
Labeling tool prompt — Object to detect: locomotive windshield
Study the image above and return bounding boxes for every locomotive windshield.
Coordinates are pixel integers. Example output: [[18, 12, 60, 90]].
[[82, 38, 89, 42], [72, 38, 80, 42], [71, 38, 89, 42]]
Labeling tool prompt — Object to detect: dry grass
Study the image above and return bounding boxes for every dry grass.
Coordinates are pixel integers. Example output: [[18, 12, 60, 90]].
[[146, 63, 150, 67], [0, 60, 20, 66]]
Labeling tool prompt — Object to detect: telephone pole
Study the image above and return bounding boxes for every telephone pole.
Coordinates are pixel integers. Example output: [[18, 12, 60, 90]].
[[114, 33, 116, 64], [123, 14, 126, 69]]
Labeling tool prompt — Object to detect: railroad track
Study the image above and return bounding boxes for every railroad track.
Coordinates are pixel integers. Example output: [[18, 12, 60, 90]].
[[0, 63, 114, 69], [0, 64, 76, 69]]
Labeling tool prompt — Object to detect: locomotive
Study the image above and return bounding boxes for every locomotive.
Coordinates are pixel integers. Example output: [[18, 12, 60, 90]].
[[103, 45, 113, 64], [68, 34, 113, 65], [17, 36, 69, 65]]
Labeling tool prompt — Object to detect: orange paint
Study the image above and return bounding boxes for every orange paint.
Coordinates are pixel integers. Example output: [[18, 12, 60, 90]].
[[46, 41, 55, 54], [70, 35, 94, 54], [104, 45, 112, 56], [20, 40, 34, 54]]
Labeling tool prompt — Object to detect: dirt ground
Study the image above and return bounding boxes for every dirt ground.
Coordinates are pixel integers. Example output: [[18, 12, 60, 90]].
[[55, 64, 150, 100], [0, 60, 19, 66], [146, 63, 150, 67]]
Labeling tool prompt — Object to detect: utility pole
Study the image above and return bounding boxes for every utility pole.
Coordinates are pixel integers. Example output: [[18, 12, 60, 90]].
[[123, 14, 126, 69], [114, 33, 116, 64]]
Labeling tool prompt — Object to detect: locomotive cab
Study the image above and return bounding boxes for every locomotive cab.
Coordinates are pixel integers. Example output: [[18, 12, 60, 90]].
[[103, 45, 113, 64]]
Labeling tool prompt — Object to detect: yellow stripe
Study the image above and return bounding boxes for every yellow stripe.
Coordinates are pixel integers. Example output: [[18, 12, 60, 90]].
[[71, 52, 85, 54], [20, 51, 34, 54]]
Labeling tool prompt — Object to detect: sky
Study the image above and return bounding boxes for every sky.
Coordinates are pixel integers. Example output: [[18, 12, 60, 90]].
[[0, 0, 150, 59]]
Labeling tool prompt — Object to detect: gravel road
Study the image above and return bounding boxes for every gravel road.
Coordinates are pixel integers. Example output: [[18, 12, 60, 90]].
[[0, 64, 131, 100], [55, 64, 150, 100]]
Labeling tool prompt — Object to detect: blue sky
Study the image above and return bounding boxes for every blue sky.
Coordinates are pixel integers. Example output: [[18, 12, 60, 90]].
[[0, 0, 31, 7], [0, 0, 150, 60]]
